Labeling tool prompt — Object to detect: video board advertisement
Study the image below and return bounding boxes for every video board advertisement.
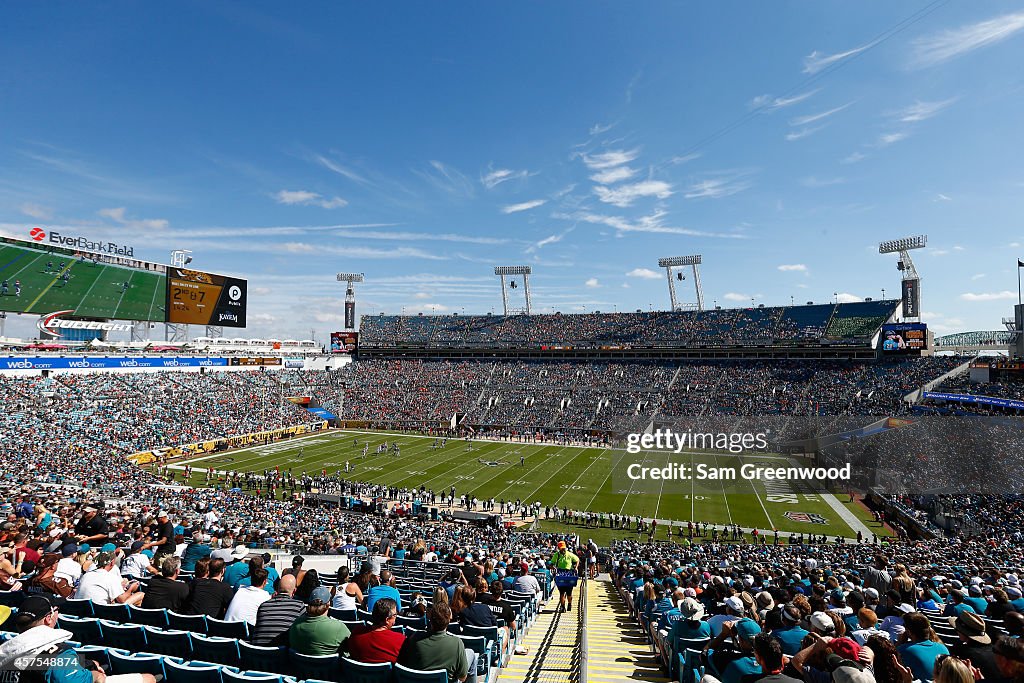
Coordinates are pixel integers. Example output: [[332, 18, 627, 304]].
[[881, 322, 928, 353], [330, 331, 359, 353]]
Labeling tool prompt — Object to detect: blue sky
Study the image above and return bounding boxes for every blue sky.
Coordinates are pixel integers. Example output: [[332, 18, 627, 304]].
[[1, 1, 1023, 339]]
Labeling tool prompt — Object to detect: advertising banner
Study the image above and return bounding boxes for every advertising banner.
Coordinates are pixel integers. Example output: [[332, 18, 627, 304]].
[[0, 356, 228, 371]]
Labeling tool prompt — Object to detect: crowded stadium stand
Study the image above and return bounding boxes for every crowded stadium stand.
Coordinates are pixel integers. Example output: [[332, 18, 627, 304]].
[[2, 300, 1024, 683]]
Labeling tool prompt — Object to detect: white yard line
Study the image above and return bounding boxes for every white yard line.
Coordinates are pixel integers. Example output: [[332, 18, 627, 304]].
[[553, 448, 609, 507]]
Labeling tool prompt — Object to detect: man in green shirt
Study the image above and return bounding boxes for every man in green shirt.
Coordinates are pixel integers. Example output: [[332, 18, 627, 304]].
[[552, 540, 580, 613], [398, 603, 473, 682], [289, 586, 351, 656]]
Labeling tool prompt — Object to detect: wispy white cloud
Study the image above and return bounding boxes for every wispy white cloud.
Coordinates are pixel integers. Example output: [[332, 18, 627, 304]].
[[800, 176, 846, 188], [273, 189, 348, 209], [414, 160, 475, 197], [593, 179, 673, 207], [889, 98, 958, 122], [723, 292, 751, 302], [910, 11, 1024, 68], [683, 172, 753, 199], [750, 89, 821, 110], [19, 203, 53, 220], [590, 166, 637, 185], [501, 199, 547, 214], [334, 229, 512, 245], [934, 193, 953, 202], [526, 227, 574, 253], [564, 210, 746, 239], [481, 167, 532, 189], [836, 292, 863, 303], [626, 268, 662, 280], [313, 154, 367, 184], [777, 264, 808, 272], [98, 207, 168, 231], [585, 277, 600, 288], [960, 290, 1017, 302], [581, 148, 640, 170], [803, 42, 875, 74], [786, 126, 826, 141], [789, 101, 854, 126], [589, 122, 615, 136], [842, 152, 867, 164], [876, 132, 908, 147]]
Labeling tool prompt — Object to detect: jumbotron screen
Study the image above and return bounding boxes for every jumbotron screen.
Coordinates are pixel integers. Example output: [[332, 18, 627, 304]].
[[881, 322, 928, 353], [0, 234, 246, 327], [166, 268, 247, 327]]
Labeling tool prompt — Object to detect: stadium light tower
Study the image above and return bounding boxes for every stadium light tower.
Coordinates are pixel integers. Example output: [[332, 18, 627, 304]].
[[658, 255, 704, 311], [336, 273, 364, 329], [164, 249, 195, 343], [494, 266, 532, 315], [878, 235, 927, 322]]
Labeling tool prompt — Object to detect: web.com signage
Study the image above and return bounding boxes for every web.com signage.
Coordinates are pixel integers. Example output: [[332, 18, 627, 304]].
[[0, 357, 229, 371]]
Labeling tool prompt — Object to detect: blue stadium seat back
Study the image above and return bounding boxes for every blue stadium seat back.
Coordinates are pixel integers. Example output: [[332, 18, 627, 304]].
[[455, 635, 490, 677], [342, 620, 365, 631], [287, 650, 342, 683], [393, 663, 449, 683], [396, 615, 425, 630], [459, 625, 500, 665], [238, 641, 288, 675], [59, 598, 94, 617], [357, 609, 374, 622], [167, 610, 208, 634], [192, 633, 242, 667], [163, 658, 224, 683], [58, 616, 104, 645], [99, 621, 147, 652], [445, 624, 462, 635], [221, 669, 294, 683], [74, 645, 121, 671], [93, 602, 131, 623], [142, 626, 194, 659], [329, 608, 358, 622], [107, 649, 167, 677], [341, 657, 393, 683], [207, 616, 250, 640], [128, 605, 170, 627]]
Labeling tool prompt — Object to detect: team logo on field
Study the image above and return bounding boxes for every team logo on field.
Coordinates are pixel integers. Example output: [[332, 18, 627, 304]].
[[784, 511, 829, 525]]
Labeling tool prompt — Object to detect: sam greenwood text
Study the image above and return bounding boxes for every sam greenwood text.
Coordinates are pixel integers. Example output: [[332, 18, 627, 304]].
[[626, 428, 769, 455], [626, 462, 852, 482]]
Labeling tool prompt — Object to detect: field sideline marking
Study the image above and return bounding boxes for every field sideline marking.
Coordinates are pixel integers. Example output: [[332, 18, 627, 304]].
[[710, 450, 735, 527]]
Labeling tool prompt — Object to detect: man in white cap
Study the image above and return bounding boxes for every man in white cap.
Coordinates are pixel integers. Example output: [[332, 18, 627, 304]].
[[709, 595, 746, 636]]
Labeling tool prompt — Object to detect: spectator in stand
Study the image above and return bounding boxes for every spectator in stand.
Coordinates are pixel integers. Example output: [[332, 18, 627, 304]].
[[348, 597, 406, 664], [73, 506, 109, 547], [511, 562, 541, 601], [397, 603, 472, 683], [75, 551, 145, 606], [992, 636, 1024, 683], [186, 557, 234, 619], [289, 586, 351, 655], [750, 632, 802, 683], [896, 612, 948, 683], [0, 594, 158, 683], [224, 566, 269, 625], [366, 570, 401, 611], [251, 574, 305, 646], [706, 618, 762, 683], [141, 556, 189, 612], [295, 568, 322, 603], [180, 533, 212, 572], [53, 543, 84, 588], [238, 554, 280, 595], [947, 611, 999, 681], [771, 603, 809, 655], [121, 541, 155, 580]]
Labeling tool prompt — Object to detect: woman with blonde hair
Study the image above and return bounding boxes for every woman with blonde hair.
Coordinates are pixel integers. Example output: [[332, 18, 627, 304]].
[[34, 504, 54, 533], [892, 564, 915, 604], [932, 656, 977, 683]]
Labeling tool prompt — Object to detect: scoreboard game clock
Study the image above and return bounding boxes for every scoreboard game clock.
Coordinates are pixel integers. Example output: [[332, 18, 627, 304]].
[[166, 268, 247, 327]]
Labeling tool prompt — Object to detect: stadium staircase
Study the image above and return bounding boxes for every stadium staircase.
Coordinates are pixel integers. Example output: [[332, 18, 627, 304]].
[[499, 581, 585, 683], [585, 579, 669, 683]]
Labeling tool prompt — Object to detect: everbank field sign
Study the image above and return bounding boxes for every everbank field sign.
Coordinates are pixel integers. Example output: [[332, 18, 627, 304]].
[[29, 227, 136, 257]]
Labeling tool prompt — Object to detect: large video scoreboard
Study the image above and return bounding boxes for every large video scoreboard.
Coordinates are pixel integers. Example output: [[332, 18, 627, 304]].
[[0, 234, 246, 327], [881, 322, 928, 353]]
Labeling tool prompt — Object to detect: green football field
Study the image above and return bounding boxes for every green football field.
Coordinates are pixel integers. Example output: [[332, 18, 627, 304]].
[[0, 243, 165, 320], [168, 429, 886, 542]]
